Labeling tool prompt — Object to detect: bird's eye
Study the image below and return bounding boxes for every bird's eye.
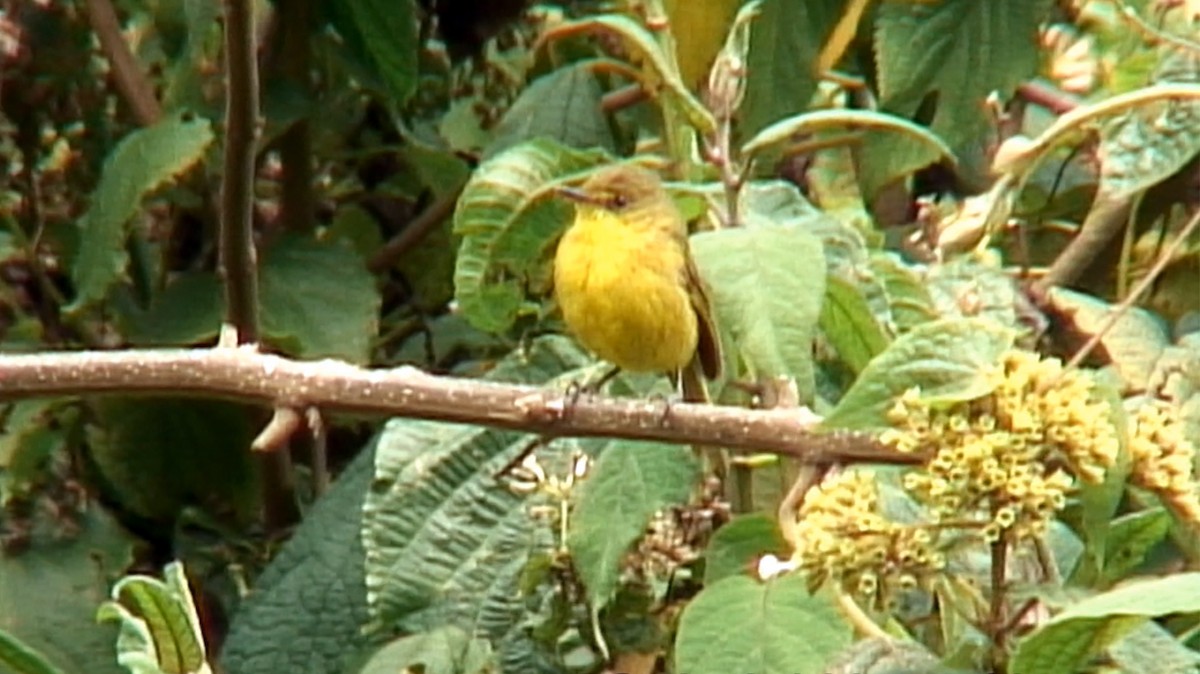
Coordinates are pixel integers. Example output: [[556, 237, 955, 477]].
[[609, 193, 628, 209]]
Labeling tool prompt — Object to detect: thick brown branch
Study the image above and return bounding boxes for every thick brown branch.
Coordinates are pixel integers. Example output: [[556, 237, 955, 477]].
[[0, 348, 912, 465]]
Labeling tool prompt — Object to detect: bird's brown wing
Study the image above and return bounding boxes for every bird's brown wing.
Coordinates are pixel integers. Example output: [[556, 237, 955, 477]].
[[683, 251, 722, 382]]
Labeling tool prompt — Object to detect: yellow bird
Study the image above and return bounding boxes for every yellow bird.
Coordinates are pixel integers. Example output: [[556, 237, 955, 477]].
[[553, 164, 721, 399]]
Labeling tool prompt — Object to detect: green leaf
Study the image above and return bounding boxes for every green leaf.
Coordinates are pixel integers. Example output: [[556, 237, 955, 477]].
[[70, 115, 214, 310], [691, 182, 828, 398], [1101, 509, 1170, 585], [742, 0, 844, 136], [546, 15, 715, 133], [741, 109, 956, 165], [1047, 288, 1169, 393], [1098, 52, 1200, 200], [359, 626, 494, 674], [87, 399, 258, 524], [362, 337, 592, 674], [1011, 573, 1200, 674], [664, 0, 742, 88], [452, 139, 610, 333], [868, 252, 938, 332], [96, 563, 208, 674], [925, 256, 1020, 328], [864, 0, 1052, 193], [674, 574, 851, 674], [567, 441, 700, 606], [0, 508, 133, 674], [486, 65, 617, 159], [0, 401, 67, 504], [219, 443, 375, 674], [822, 317, 1016, 430], [260, 235, 381, 363], [702, 513, 788, 585], [1109, 622, 1200, 674], [819, 275, 890, 375], [116, 272, 223, 346], [0, 629, 70, 674], [322, 0, 418, 105]]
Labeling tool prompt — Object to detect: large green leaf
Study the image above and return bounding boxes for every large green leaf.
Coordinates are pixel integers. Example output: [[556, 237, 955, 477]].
[[115, 272, 223, 346], [1098, 52, 1200, 200], [86, 399, 258, 525], [567, 441, 700, 607], [741, 0, 845, 136], [486, 65, 617, 159], [690, 182, 828, 399], [0, 508, 133, 674], [260, 236, 381, 364], [452, 139, 610, 333], [862, 0, 1052, 193], [674, 574, 851, 674], [822, 317, 1015, 430], [1010, 573, 1200, 674], [0, 629, 69, 674], [702, 513, 788, 585], [96, 563, 208, 674], [321, 0, 418, 105], [69, 115, 214, 310], [819, 275, 890, 376], [362, 336, 593, 674], [359, 626, 494, 674], [220, 443, 376, 674]]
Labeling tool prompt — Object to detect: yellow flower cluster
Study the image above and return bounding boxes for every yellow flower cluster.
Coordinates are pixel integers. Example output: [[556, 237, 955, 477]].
[[1127, 400, 1200, 526], [883, 350, 1120, 543], [792, 470, 945, 608]]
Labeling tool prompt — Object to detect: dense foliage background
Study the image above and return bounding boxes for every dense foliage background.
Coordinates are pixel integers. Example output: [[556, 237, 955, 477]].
[[1, 1, 1199, 673]]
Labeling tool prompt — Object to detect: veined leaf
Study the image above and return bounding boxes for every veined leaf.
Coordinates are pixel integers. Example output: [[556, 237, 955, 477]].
[[819, 275, 889, 375], [359, 626, 493, 674], [742, 0, 846, 136], [1099, 52, 1200, 200], [1010, 573, 1200, 674], [691, 182, 828, 399], [452, 139, 610, 333], [675, 574, 851, 674], [96, 563, 209, 674], [741, 109, 955, 165], [486, 65, 616, 159], [362, 336, 594, 673], [568, 441, 700, 607], [70, 115, 213, 311], [862, 0, 1053, 193], [322, 0, 418, 105], [822, 317, 1015, 430], [542, 14, 716, 133], [260, 236, 381, 363]]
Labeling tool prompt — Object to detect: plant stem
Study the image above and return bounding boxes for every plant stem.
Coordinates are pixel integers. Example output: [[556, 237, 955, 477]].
[[220, 0, 262, 344]]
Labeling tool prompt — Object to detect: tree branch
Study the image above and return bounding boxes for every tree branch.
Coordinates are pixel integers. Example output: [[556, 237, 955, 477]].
[[0, 348, 913, 465]]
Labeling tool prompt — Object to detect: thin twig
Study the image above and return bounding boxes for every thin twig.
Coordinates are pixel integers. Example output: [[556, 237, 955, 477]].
[[367, 183, 465, 273], [220, 0, 262, 344], [988, 532, 1010, 671], [0, 347, 915, 465], [1060, 204, 1200, 373], [86, 0, 162, 126]]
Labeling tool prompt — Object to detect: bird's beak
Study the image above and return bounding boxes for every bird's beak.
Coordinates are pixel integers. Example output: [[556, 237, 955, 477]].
[[556, 186, 601, 205]]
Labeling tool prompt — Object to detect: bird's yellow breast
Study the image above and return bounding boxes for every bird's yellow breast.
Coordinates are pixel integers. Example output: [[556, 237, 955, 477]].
[[553, 208, 698, 373]]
